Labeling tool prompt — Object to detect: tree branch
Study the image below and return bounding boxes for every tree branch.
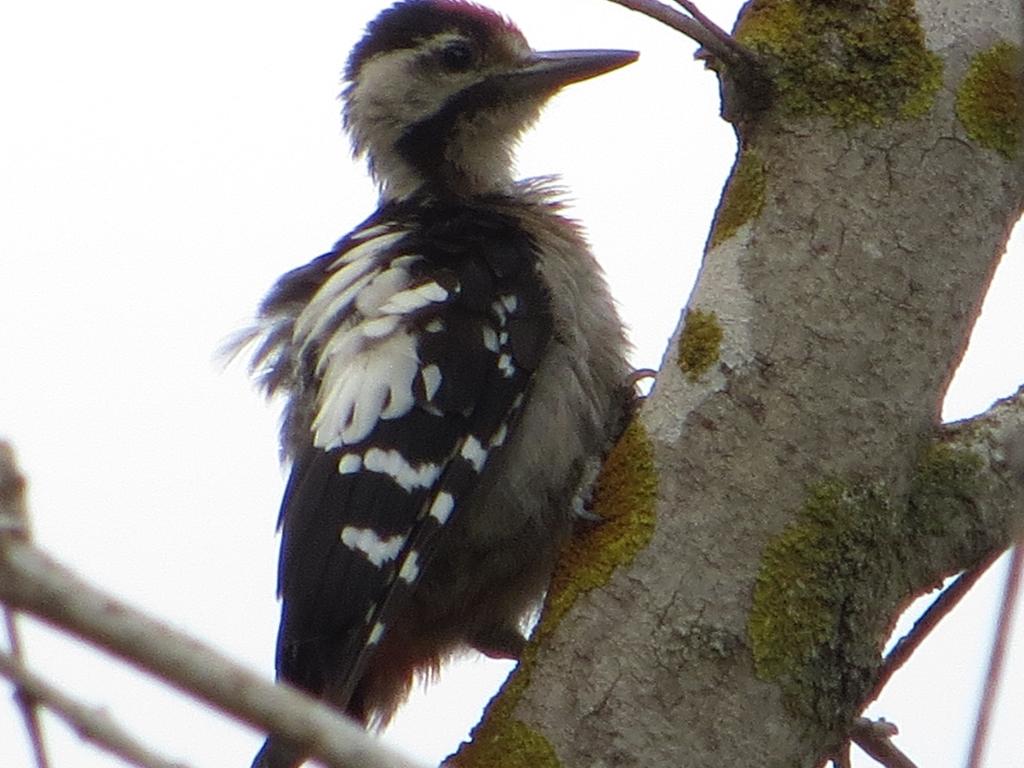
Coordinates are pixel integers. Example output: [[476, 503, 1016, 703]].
[[1, 440, 50, 768], [605, 0, 773, 136], [849, 719, 919, 768], [0, 441, 29, 537], [966, 544, 1024, 768], [850, 388, 1024, 760], [0, 442, 422, 768], [498, 3, 1024, 749], [864, 547, 1004, 706], [3, 608, 51, 768], [0, 648, 190, 768], [605, 0, 759, 71]]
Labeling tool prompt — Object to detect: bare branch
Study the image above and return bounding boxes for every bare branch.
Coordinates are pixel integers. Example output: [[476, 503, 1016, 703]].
[[605, 0, 758, 70], [966, 544, 1024, 768], [0, 649, 190, 768], [0, 440, 50, 768], [605, 0, 773, 124], [0, 440, 30, 538], [3, 609, 51, 768], [0, 541, 424, 768], [849, 390, 1024, 762], [0, 443, 422, 768], [849, 719, 919, 768], [671, 0, 748, 59], [943, 384, 1024, 479], [865, 547, 1004, 706]]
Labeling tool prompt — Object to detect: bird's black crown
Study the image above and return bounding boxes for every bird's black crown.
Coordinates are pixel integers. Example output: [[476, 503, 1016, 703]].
[[346, 0, 520, 81]]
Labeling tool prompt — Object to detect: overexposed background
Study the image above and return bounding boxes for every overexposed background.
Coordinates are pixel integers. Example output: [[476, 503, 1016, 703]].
[[1, 1, 1021, 766]]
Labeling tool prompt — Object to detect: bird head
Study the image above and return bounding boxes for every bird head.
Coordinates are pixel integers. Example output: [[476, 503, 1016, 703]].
[[342, 0, 638, 201]]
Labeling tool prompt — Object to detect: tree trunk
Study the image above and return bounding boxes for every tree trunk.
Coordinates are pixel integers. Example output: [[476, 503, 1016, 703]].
[[452, 1, 1024, 765]]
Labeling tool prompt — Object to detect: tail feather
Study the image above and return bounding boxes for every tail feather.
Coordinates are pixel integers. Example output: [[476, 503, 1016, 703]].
[[251, 737, 302, 768]]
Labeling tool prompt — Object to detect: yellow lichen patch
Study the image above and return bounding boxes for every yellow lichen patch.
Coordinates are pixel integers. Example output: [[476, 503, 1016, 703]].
[[748, 443, 989, 729], [735, 0, 942, 124], [677, 309, 724, 382], [908, 442, 985, 526], [956, 42, 1022, 159], [749, 479, 909, 729], [448, 421, 658, 767], [542, 419, 658, 634], [709, 150, 766, 248], [447, 706, 560, 768], [748, 478, 890, 727]]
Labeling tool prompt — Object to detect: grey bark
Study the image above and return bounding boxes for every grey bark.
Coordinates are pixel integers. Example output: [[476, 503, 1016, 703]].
[[508, 1, 1024, 766]]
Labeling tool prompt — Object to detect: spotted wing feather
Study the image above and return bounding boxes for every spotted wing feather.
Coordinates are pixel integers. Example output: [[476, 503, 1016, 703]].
[[255, 202, 552, 719]]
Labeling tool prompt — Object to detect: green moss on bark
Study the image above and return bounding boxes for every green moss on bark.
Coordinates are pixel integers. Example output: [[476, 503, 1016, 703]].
[[749, 443, 987, 730], [544, 420, 658, 628], [955, 42, 1022, 159], [449, 421, 657, 766], [735, 0, 942, 124], [677, 309, 724, 382], [709, 150, 766, 248]]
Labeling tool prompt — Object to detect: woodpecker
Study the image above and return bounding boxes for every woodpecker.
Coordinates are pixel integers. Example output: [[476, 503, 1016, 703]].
[[239, 2, 635, 766]]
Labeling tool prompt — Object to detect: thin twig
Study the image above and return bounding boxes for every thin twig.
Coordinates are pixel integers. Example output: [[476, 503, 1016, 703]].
[[0, 649, 190, 768], [3, 609, 51, 768], [0, 440, 30, 538], [0, 538, 422, 768], [864, 547, 1005, 706], [606, 0, 758, 69], [966, 544, 1024, 768], [672, 0, 750, 60], [0, 441, 419, 768], [0, 440, 50, 768], [849, 718, 919, 768]]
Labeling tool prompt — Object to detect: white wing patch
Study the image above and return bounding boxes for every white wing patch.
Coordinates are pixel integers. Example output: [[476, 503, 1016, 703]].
[[398, 550, 421, 583], [363, 447, 441, 491], [460, 436, 488, 472], [428, 492, 455, 524], [294, 230, 408, 346], [489, 423, 508, 448], [329, 229, 406, 269], [314, 330, 419, 448], [368, 621, 386, 646], [354, 257, 418, 316], [343, 223, 392, 245], [420, 363, 442, 401], [497, 353, 516, 378], [359, 315, 402, 339], [295, 265, 377, 346], [378, 281, 450, 314], [340, 526, 407, 567], [482, 326, 499, 352], [300, 227, 464, 451], [338, 453, 363, 474]]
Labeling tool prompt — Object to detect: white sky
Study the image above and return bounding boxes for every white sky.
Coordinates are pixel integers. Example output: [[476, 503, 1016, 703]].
[[1, 1, 1021, 767]]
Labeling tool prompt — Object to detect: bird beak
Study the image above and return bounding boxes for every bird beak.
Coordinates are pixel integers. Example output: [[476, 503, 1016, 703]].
[[507, 49, 639, 95]]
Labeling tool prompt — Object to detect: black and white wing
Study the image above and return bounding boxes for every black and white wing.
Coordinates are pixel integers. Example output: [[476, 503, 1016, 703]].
[[250, 203, 552, 719]]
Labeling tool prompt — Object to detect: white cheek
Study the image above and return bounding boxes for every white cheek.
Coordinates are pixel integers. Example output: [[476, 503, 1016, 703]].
[[350, 54, 453, 145]]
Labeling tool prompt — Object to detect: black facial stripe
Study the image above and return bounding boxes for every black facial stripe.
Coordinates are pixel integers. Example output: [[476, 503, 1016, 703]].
[[395, 74, 522, 184]]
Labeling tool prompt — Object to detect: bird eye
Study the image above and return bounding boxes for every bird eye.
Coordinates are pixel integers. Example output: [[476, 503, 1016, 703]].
[[439, 40, 476, 72]]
